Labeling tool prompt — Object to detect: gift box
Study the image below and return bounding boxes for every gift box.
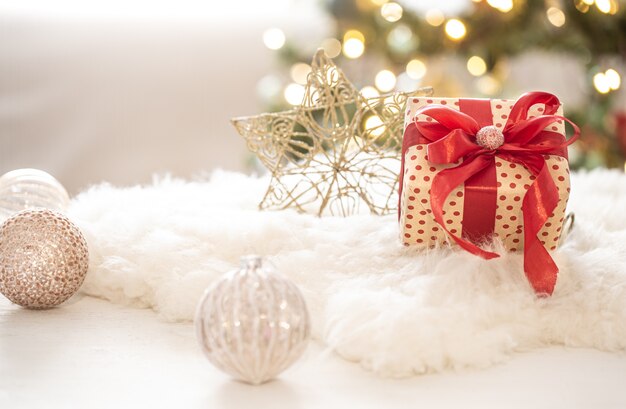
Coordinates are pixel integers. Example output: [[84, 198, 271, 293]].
[[398, 92, 579, 295]]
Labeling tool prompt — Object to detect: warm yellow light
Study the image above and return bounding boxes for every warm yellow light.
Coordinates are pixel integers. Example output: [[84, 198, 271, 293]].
[[371, 0, 388, 5], [360, 86, 380, 99], [364, 115, 386, 137], [343, 38, 365, 59], [500, 0, 514, 12], [467, 56, 487, 76], [486, 0, 513, 12], [445, 19, 467, 41], [381, 2, 403, 22], [575, 1, 590, 12], [284, 83, 305, 105], [547, 7, 566, 27], [406, 59, 427, 79], [605, 69, 621, 90], [599, 0, 620, 14], [582, 0, 594, 4], [476, 75, 500, 95], [344, 29, 365, 42], [595, 0, 611, 13], [320, 38, 342, 58], [375, 70, 397, 92], [425, 9, 445, 26], [593, 73, 611, 94], [263, 28, 286, 50], [290, 63, 311, 85], [593, 69, 621, 94]]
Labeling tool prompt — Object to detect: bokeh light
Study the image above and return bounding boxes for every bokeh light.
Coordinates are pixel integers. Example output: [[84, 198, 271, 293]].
[[593, 73, 611, 94], [547, 7, 566, 27], [387, 24, 415, 53], [320, 38, 342, 58], [575, 1, 591, 12], [476, 74, 501, 95], [263, 28, 286, 50], [284, 83, 305, 105], [486, 0, 514, 12], [467, 56, 487, 76], [605, 69, 621, 90], [290, 63, 311, 85], [343, 38, 365, 59], [343, 30, 366, 59], [364, 115, 386, 137], [445, 19, 467, 41], [256, 75, 282, 101], [344, 29, 365, 43], [381, 2, 403, 22], [406, 59, 427, 79], [375, 70, 397, 92], [595, 0, 611, 13], [594, 0, 619, 14], [425, 9, 445, 26], [593, 69, 621, 94], [360, 86, 380, 99]]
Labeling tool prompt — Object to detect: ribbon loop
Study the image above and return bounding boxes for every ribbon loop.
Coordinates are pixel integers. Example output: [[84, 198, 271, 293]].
[[505, 92, 560, 130], [414, 106, 480, 135], [426, 129, 481, 164]]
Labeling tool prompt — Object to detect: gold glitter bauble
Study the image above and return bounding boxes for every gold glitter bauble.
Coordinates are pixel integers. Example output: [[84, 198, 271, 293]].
[[0, 209, 89, 309], [195, 256, 310, 385]]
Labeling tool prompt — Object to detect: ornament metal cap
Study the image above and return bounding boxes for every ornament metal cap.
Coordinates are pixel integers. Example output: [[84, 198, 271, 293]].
[[240, 255, 263, 270]]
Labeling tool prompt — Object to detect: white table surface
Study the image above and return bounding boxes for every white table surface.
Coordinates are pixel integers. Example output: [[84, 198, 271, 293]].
[[1, 295, 625, 409]]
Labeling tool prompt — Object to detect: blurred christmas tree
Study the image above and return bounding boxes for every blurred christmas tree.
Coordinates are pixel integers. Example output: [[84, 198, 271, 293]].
[[261, 0, 626, 170]]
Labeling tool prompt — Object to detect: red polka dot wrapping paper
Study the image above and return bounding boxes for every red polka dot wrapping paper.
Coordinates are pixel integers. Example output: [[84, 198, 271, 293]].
[[399, 97, 570, 252]]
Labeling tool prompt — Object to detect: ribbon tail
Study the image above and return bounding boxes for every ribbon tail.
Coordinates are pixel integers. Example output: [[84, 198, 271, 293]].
[[505, 115, 580, 147], [521, 161, 560, 295], [430, 155, 499, 260]]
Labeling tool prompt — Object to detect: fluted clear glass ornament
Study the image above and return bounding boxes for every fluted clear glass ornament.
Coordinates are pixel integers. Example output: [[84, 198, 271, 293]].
[[0, 169, 70, 223], [195, 256, 310, 385]]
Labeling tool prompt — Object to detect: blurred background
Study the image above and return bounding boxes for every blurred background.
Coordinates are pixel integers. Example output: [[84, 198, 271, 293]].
[[1, 0, 624, 194]]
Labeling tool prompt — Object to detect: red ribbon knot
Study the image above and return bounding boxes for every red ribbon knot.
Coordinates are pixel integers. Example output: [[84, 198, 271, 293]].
[[400, 92, 580, 295]]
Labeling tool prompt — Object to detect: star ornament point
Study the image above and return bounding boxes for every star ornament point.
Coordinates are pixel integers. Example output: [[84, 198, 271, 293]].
[[232, 49, 433, 217]]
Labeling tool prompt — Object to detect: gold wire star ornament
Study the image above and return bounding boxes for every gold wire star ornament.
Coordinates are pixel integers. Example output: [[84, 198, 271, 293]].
[[232, 49, 433, 217]]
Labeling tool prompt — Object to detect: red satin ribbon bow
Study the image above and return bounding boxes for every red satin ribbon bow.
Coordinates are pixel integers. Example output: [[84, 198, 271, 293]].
[[403, 92, 579, 295]]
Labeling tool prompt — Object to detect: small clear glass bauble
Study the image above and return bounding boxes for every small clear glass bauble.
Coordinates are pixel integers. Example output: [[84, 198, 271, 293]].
[[0, 168, 70, 223]]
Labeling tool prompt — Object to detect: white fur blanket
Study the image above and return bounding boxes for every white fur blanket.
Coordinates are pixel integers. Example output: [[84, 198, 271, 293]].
[[69, 169, 626, 377]]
